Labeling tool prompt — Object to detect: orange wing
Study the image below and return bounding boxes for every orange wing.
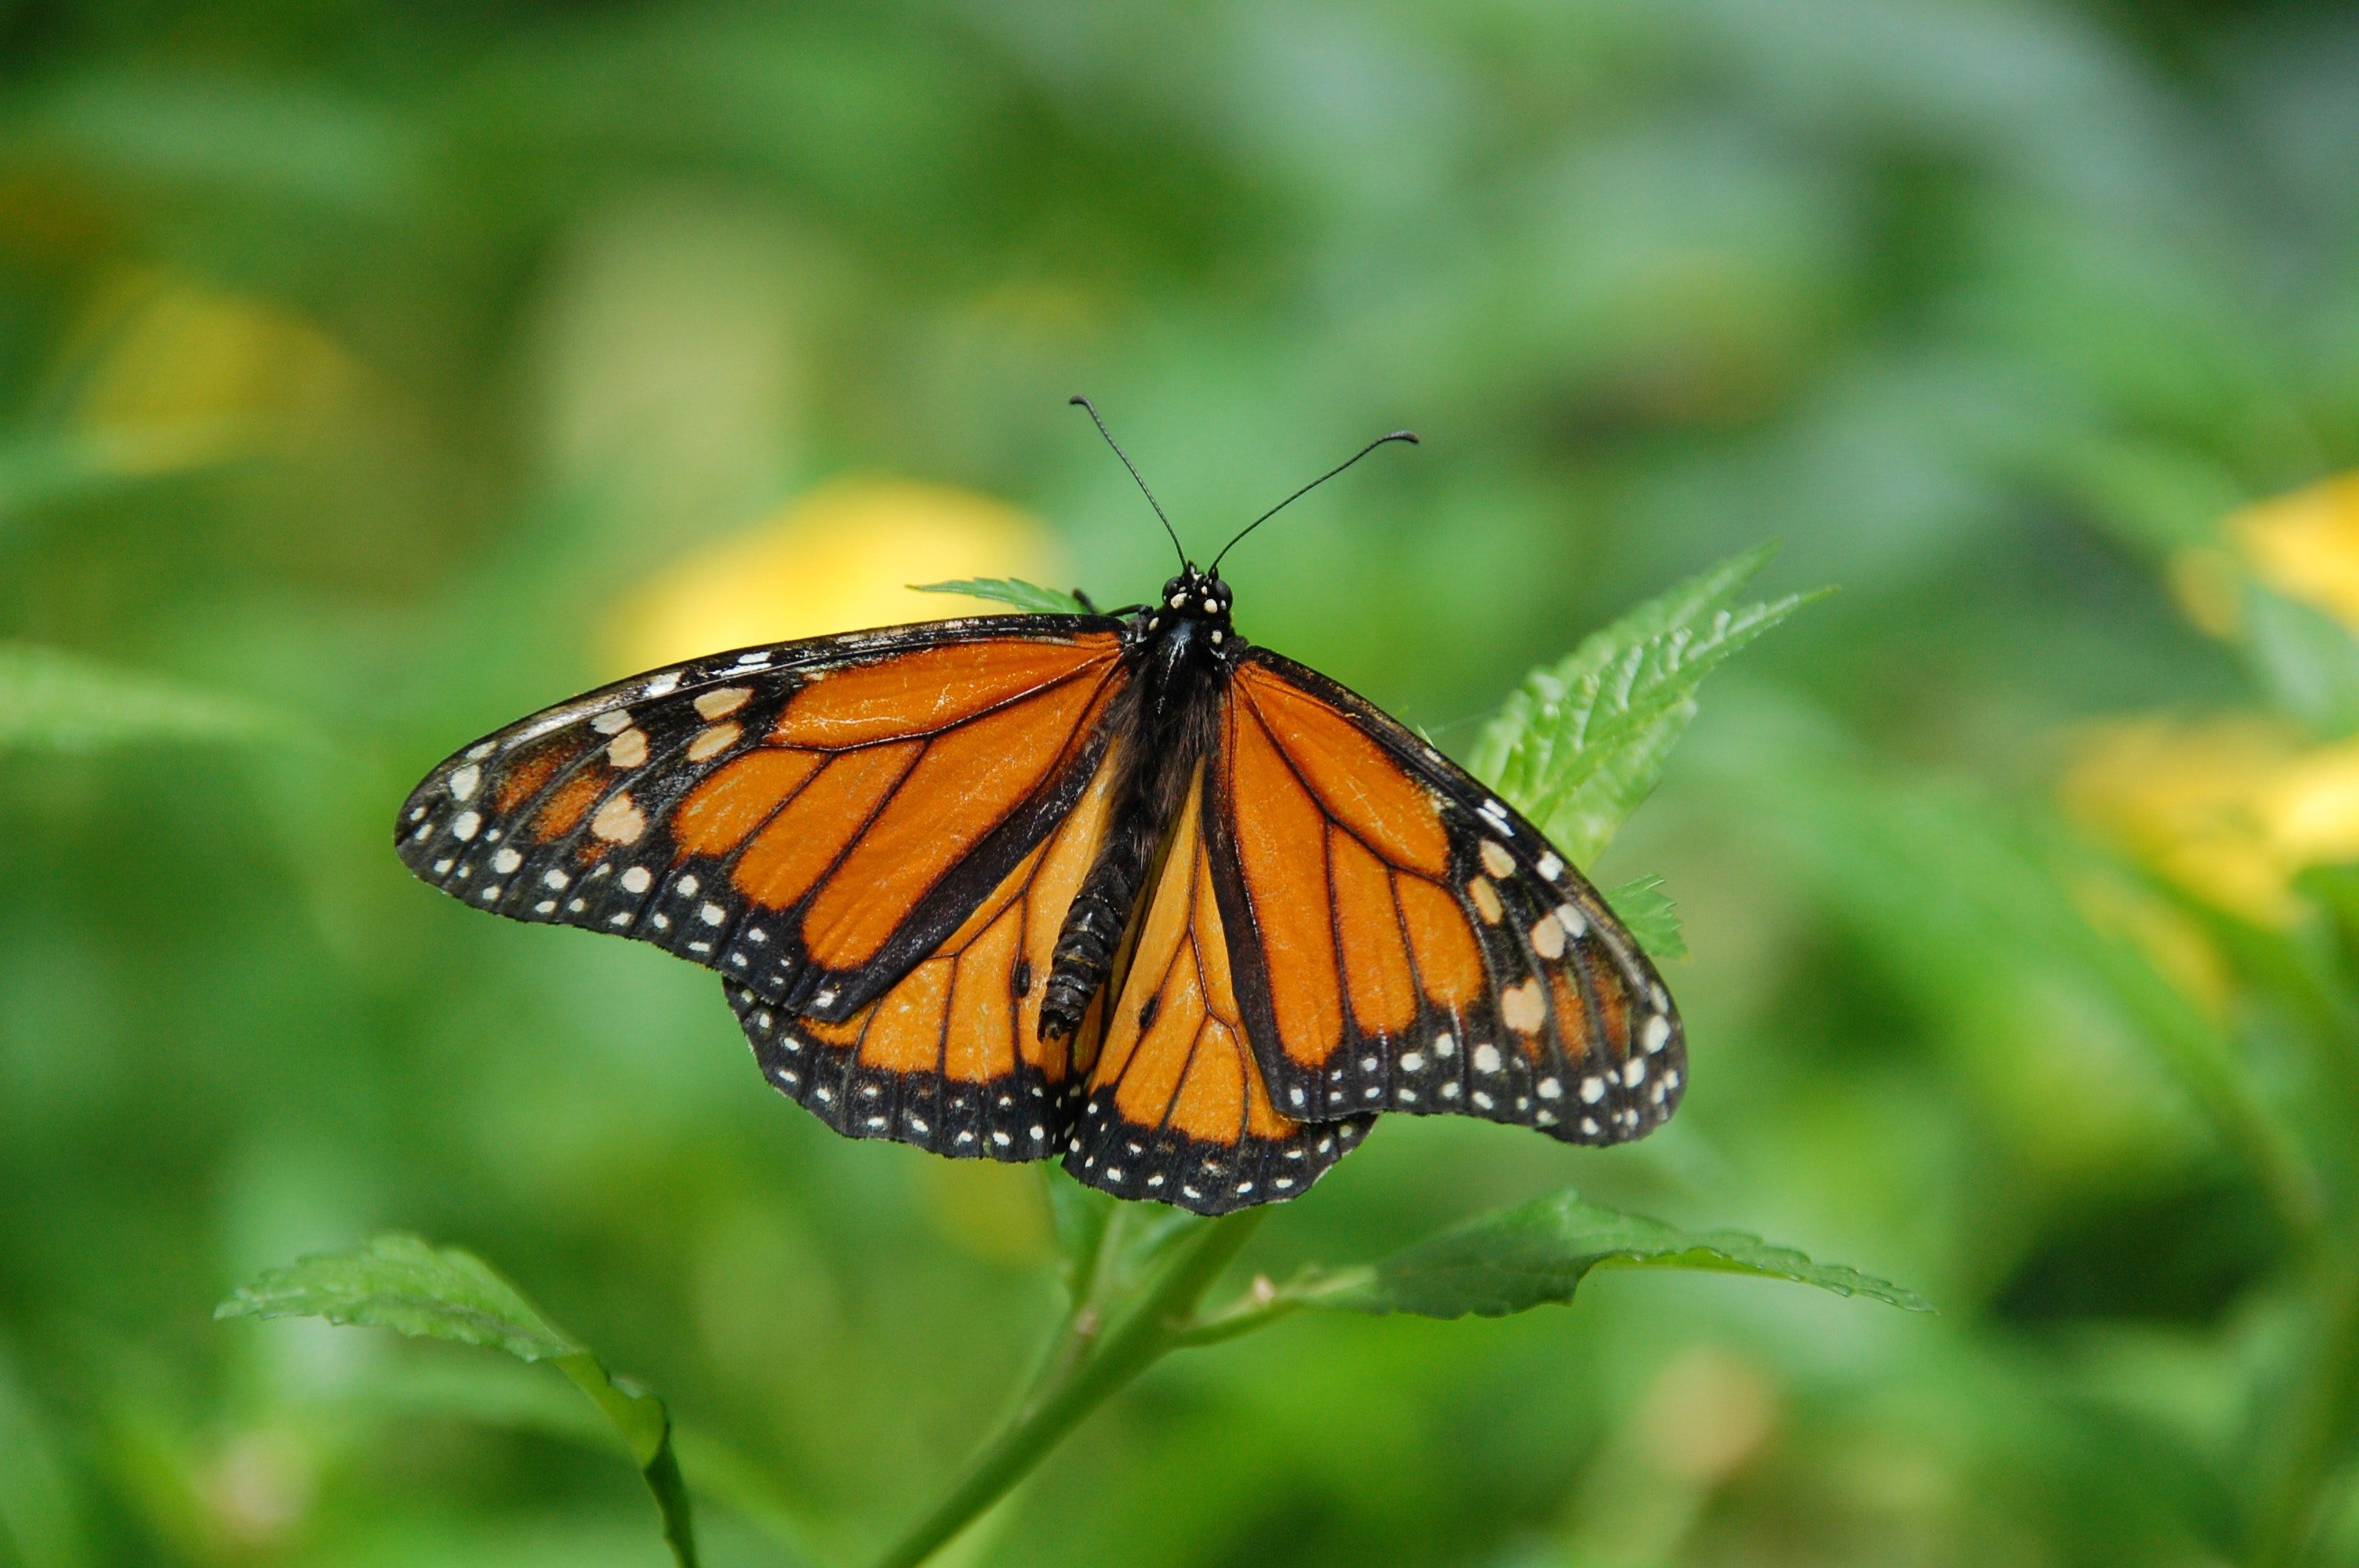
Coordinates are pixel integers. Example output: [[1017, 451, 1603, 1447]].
[[726, 740, 1125, 1160], [394, 618, 1129, 1022], [1064, 764, 1369, 1214], [1207, 652, 1684, 1146]]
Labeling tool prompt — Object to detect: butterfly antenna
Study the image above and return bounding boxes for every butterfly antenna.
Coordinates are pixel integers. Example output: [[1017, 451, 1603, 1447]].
[[1070, 395, 1187, 570], [1210, 430, 1419, 572]]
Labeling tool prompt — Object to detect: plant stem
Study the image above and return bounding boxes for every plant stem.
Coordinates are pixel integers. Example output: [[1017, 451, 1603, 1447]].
[[868, 1209, 1267, 1568], [2249, 1246, 2359, 1568]]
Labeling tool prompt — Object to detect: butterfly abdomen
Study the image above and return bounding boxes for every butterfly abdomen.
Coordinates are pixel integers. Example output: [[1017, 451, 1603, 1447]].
[[1038, 814, 1153, 1041]]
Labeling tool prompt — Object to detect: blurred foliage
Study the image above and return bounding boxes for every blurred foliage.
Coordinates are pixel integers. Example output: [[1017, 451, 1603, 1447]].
[[5, 1, 2359, 1566], [219, 1236, 700, 1565]]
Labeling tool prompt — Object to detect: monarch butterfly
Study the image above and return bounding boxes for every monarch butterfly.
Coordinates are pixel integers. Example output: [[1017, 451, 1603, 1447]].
[[395, 401, 1683, 1214]]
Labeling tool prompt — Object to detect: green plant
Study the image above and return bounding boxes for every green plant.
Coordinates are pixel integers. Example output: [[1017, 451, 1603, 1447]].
[[219, 547, 1921, 1567]]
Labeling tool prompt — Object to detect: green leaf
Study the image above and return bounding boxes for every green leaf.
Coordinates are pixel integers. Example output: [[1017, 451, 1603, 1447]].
[[1603, 874, 1686, 960], [911, 577, 1090, 615], [1292, 1190, 1931, 1319], [1470, 544, 1824, 866], [219, 1235, 698, 1566], [216, 1233, 580, 1359], [0, 643, 291, 753]]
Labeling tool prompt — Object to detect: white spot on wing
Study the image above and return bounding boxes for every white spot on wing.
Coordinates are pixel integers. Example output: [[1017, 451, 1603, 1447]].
[[694, 686, 753, 720], [448, 764, 481, 801], [1500, 978, 1546, 1033], [591, 793, 646, 844], [1469, 877, 1503, 924]]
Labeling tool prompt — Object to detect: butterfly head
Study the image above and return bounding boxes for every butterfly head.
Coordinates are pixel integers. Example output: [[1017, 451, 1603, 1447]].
[[1156, 565, 1231, 627]]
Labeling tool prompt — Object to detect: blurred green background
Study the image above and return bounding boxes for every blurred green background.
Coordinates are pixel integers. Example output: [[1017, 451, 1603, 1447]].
[[7, 1, 2359, 1563]]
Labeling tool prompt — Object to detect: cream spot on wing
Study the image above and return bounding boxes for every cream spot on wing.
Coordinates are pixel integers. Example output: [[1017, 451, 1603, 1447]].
[[452, 811, 482, 840], [1557, 903, 1587, 938], [1536, 852, 1565, 881], [606, 728, 649, 768], [543, 869, 569, 890], [1469, 877, 1503, 924], [1530, 916, 1565, 960], [491, 847, 522, 874], [694, 686, 752, 720], [591, 793, 646, 844], [1643, 1014, 1672, 1053], [1480, 840, 1515, 878], [1580, 1076, 1605, 1102], [1473, 1042, 1503, 1074], [686, 721, 742, 762], [592, 710, 634, 735], [448, 764, 481, 801], [620, 865, 652, 894], [700, 902, 727, 926], [1500, 978, 1546, 1033], [643, 672, 682, 698]]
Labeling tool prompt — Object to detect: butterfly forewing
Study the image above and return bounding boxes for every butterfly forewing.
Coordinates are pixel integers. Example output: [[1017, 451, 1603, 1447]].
[[395, 617, 1129, 1020], [1063, 765, 1369, 1214], [1207, 652, 1684, 1144]]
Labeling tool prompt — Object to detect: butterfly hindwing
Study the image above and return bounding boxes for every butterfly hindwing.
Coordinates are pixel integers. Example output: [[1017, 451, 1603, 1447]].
[[725, 739, 1127, 1162], [1064, 764, 1370, 1214], [396, 617, 1129, 1021], [1207, 652, 1684, 1145]]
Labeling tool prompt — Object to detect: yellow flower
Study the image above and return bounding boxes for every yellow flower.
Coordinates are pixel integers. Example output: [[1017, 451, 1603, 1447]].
[[2224, 470, 2359, 633], [59, 265, 369, 470], [2063, 716, 2359, 926], [605, 477, 1066, 673]]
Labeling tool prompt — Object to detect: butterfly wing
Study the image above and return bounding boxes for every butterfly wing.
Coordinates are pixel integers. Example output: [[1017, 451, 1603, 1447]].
[[1063, 763, 1370, 1214], [1208, 651, 1684, 1144], [725, 735, 1128, 1163], [395, 617, 1130, 1022]]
